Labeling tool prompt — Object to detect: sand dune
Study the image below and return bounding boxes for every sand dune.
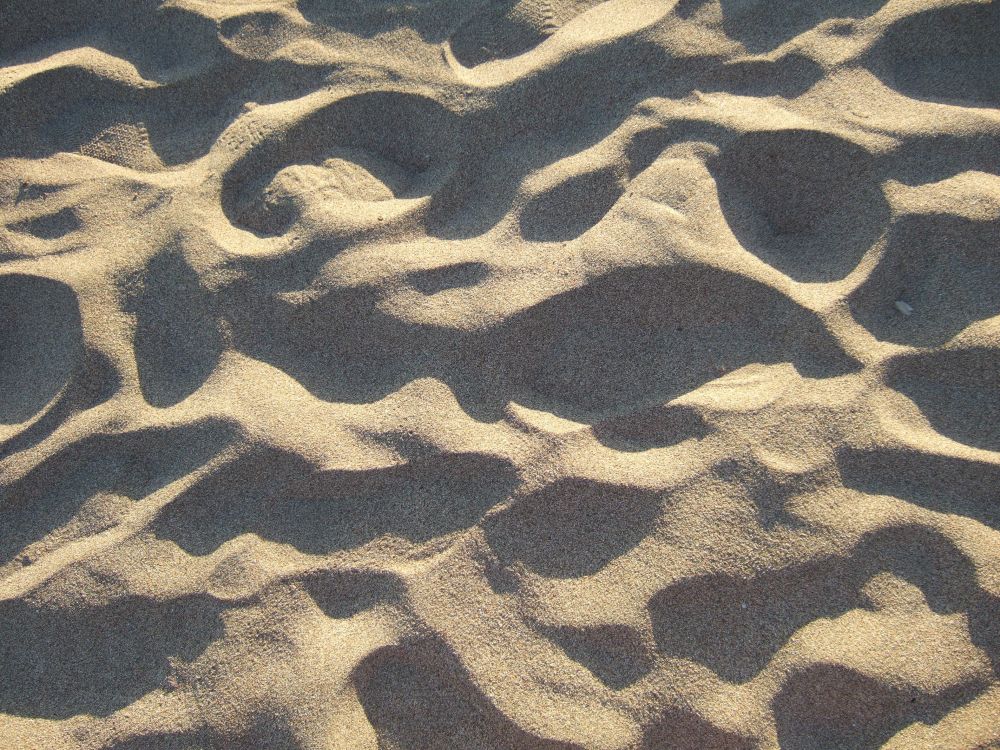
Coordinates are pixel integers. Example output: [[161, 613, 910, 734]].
[[1, 0, 999, 747]]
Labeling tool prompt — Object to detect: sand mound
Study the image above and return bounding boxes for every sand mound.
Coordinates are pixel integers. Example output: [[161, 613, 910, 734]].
[[2, 0, 1000, 748]]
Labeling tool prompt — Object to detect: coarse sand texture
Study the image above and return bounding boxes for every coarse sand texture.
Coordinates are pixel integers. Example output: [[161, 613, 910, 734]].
[[1, 0, 1000, 748]]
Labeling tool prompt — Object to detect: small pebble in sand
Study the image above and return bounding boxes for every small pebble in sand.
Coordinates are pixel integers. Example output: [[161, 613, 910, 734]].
[[894, 300, 913, 316]]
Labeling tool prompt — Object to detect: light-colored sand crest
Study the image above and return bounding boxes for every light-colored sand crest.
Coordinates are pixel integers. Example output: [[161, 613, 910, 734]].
[[1, 0, 1000, 748]]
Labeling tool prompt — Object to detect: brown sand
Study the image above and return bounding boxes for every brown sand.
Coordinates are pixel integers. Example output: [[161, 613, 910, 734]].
[[2, 0, 1000, 748]]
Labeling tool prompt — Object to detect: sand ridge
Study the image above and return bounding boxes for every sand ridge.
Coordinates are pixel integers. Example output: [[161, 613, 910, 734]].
[[1, 0, 1000, 747]]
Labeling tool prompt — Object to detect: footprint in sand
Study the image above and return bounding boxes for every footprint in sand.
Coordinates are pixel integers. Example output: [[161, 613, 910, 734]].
[[221, 91, 459, 235], [449, 0, 607, 67], [246, 151, 408, 234]]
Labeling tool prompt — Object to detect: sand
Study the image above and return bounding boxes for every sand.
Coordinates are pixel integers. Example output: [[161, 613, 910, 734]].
[[1, 0, 999, 747]]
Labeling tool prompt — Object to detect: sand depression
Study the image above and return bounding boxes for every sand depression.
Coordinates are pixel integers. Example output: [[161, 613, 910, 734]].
[[1, 0, 1000, 748]]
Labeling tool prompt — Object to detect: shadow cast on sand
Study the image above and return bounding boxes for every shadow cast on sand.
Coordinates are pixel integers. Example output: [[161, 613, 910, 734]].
[[773, 663, 982, 750], [0, 421, 234, 566], [152, 447, 519, 556], [649, 524, 1000, 682], [867, 1, 1000, 108], [124, 246, 224, 408], [353, 639, 578, 750], [848, 215, 1000, 348], [223, 260, 859, 422], [484, 478, 663, 579], [0, 273, 83, 425], [0, 593, 225, 719]]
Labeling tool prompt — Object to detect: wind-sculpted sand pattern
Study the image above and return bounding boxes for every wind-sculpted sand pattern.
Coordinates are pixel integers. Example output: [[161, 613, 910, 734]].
[[2, 0, 1000, 748]]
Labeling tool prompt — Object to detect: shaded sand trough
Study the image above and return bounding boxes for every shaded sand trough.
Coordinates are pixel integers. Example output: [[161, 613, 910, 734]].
[[2, 0, 1000, 747]]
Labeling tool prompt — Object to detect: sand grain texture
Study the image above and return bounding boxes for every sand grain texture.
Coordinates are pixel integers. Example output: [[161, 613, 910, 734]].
[[1, 0, 1000, 748]]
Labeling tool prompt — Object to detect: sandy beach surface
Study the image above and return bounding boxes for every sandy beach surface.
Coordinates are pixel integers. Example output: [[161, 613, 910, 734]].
[[1, 0, 1000, 747]]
